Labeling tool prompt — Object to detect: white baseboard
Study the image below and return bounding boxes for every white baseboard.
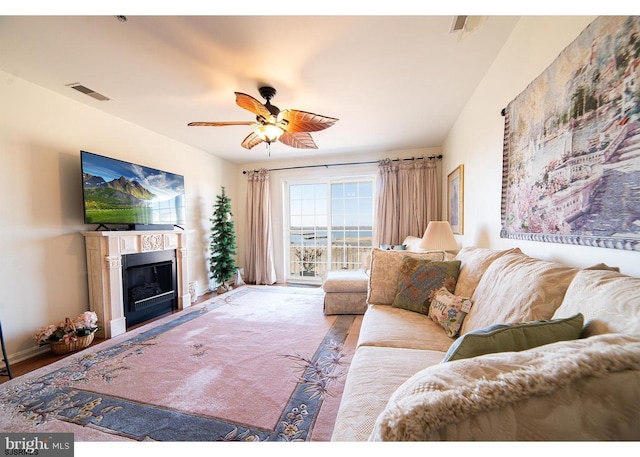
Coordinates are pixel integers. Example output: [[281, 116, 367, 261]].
[[5, 344, 51, 366]]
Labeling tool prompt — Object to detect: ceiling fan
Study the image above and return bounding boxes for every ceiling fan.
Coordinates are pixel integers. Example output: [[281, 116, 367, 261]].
[[188, 86, 338, 151]]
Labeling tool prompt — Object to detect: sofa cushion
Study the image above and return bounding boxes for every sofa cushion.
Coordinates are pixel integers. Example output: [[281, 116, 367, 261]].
[[460, 252, 579, 335], [367, 248, 446, 305], [428, 288, 472, 338], [356, 304, 455, 352], [323, 270, 369, 293], [371, 333, 640, 441], [442, 313, 584, 362], [331, 345, 445, 441], [553, 269, 640, 337], [391, 258, 461, 315], [454, 246, 523, 298]]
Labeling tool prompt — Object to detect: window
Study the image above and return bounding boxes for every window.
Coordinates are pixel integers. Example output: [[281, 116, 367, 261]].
[[287, 179, 374, 282]]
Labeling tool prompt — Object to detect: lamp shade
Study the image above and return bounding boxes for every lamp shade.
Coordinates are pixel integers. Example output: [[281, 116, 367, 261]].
[[420, 221, 459, 251]]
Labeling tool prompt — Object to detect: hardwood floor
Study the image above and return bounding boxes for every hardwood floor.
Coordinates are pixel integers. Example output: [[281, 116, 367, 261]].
[[1, 335, 107, 383], [0, 291, 218, 384]]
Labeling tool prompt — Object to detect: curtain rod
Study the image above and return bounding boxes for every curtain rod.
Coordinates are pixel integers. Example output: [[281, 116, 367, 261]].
[[241, 154, 443, 174]]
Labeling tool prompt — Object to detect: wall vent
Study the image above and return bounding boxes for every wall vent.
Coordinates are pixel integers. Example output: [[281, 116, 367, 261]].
[[450, 16, 468, 33], [66, 83, 111, 101]]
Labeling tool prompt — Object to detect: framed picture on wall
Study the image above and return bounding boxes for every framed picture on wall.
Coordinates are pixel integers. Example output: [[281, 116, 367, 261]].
[[447, 165, 464, 234]]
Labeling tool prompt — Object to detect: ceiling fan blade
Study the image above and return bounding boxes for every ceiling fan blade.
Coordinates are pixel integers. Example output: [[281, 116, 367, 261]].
[[188, 121, 254, 127], [278, 109, 338, 133], [240, 131, 264, 150], [279, 131, 318, 149], [235, 92, 271, 119]]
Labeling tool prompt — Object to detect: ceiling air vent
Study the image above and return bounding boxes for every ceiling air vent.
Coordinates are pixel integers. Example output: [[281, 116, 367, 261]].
[[450, 16, 468, 33], [66, 83, 111, 101]]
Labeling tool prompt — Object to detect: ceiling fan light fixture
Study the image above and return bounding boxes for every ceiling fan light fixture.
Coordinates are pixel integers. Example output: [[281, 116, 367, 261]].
[[255, 124, 284, 144], [188, 86, 337, 152]]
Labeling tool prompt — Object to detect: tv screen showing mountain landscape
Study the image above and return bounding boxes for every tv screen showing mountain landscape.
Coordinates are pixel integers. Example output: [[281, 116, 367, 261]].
[[81, 151, 186, 226]]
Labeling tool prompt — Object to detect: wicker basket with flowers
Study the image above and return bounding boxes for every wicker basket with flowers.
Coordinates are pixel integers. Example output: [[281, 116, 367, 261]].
[[34, 311, 100, 355]]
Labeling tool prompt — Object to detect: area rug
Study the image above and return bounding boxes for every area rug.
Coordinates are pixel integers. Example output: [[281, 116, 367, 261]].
[[0, 286, 362, 442]]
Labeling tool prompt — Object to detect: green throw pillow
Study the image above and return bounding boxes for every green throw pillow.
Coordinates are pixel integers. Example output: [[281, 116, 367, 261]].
[[442, 313, 584, 362], [391, 257, 461, 315]]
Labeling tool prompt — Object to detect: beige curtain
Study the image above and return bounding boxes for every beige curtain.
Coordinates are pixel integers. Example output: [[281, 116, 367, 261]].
[[245, 169, 276, 285], [375, 158, 439, 246]]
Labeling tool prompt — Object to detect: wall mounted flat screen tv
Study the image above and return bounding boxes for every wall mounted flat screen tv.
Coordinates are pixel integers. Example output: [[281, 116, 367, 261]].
[[81, 150, 186, 229]]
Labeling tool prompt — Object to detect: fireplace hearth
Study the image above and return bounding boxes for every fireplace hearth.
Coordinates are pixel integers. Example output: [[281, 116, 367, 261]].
[[82, 230, 190, 338]]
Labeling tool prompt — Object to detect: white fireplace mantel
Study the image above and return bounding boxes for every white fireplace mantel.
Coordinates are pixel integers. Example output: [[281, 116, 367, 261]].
[[82, 229, 190, 338]]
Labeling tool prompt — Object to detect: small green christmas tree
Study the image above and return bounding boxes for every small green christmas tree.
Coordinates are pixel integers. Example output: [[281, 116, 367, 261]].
[[210, 186, 237, 292]]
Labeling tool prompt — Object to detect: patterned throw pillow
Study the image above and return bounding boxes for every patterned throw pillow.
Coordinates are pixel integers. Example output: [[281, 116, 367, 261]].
[[428, 287, 473, 337], [391, 257, 461, 315], [367, 249, 447, 305]]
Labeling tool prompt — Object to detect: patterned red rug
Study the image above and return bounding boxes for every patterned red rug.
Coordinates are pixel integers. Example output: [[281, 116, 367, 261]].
[[0, 286, 362, 442]]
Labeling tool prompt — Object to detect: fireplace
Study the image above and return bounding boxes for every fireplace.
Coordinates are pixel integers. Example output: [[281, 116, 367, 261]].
[[82, 230, 190, 338], [122, 249, 177, 328]]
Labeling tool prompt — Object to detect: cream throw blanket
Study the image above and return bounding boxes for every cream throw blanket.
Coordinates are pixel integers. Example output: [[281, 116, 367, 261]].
[[371, 334, 640, 441]]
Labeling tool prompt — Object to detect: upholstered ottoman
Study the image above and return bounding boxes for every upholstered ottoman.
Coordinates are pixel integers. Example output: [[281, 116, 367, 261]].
[[322, 270, 369, 315]]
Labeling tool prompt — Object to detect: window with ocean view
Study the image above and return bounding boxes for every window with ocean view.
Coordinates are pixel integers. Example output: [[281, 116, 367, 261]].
[[287, 179, 374, 281]]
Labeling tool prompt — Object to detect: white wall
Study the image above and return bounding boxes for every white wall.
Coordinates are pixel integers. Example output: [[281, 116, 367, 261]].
[[0, 70, 236, 362], [443, 16, 640, 277], [234, 147, 443, 283]]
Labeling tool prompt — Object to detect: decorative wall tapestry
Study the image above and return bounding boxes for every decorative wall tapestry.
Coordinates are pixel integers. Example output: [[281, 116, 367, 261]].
[[501, 16, 640, 251]]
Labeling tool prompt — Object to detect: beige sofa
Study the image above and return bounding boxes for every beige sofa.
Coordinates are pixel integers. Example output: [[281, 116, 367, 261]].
[[331, 246, 640, 441]]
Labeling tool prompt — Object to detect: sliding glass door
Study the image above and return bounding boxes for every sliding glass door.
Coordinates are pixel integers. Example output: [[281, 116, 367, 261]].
[[288, 183, 328, 280], [329, 181, 373, 271], [286, 179, 373, 283]]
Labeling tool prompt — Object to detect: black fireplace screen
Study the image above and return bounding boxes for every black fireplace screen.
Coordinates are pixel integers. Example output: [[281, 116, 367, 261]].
[[122, 250, 177, 328]]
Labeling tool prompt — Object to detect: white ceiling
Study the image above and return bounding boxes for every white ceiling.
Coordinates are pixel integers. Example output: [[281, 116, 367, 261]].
[[0, 15, 520, 164]]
